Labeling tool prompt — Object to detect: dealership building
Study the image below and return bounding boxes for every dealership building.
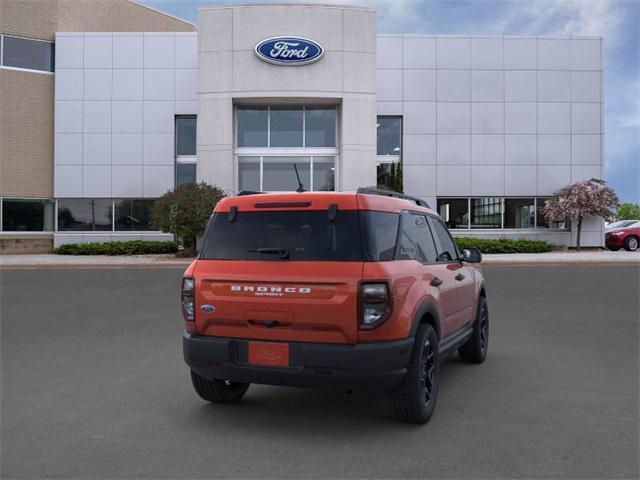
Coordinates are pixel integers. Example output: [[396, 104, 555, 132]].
[[0, 1, 605, 252]]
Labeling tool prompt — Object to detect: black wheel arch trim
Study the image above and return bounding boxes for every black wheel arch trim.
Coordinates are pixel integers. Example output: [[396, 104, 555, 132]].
[[409, 300, 442, 340], [478, 280, 487, 298]]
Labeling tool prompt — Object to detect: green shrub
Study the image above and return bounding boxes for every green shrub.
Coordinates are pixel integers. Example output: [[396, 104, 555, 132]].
[[454, 237, 553, 254], [54, 240, 178, 256]]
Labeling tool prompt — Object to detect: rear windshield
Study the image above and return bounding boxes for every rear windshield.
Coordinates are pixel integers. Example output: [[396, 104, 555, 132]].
[[201, 210, 363, 261]]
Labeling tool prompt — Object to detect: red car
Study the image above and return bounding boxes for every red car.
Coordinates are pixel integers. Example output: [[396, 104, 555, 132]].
[[605, 221, 640, 251], [182, 188, 487, 424]]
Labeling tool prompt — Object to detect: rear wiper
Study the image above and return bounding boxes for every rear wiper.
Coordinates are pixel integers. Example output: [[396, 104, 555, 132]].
[[248, 247, 290, 259]]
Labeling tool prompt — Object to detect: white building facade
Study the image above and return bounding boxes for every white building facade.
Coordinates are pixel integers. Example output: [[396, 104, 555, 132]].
[[51, 3, 604, 247]]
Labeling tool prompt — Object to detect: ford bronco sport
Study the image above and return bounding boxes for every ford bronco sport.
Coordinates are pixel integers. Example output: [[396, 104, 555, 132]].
[[182, 188, 488, 423]]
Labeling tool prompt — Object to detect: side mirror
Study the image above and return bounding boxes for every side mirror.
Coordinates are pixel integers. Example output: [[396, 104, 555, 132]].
[[461, 247, 482, 263]]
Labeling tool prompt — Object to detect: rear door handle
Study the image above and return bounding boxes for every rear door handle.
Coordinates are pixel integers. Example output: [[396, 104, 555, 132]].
[[430, 277, 443, 287], [455, 273, 466, 281]]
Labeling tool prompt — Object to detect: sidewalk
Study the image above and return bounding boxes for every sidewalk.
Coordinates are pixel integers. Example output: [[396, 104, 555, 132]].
[[0, 254, 193, 269], [1, 251, 639, 268]]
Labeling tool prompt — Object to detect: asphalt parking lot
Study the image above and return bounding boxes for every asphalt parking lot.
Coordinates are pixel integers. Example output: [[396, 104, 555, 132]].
[[1, 266, 638, 479]]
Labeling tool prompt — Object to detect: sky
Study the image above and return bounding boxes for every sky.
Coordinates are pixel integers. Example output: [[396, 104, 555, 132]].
[[141, 0, 639, 203]]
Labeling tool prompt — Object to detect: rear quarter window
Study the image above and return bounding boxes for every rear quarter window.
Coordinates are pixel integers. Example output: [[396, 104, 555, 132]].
[[359, 211, 400, 261]]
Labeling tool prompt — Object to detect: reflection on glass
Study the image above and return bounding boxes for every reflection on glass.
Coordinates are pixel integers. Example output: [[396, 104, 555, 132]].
[[377, 117, 401, 156], [238, 157, 260, 191], [437, 198, 469, 229], [2, 199, 54, 231], [376, 161, 402, 193], [270, 107, 304, 147], [471, 197, 502, 229], [536, 197, 568, 229], [57, 199, 112, 231], [176, 163, 196, 186], [237, 107, 268, 147], [305, 108, 336, 147], [263, 156, 310, 191], [312, 157, 335, 191], [504, 198, 535, 228], [175, 116, 196, 155], [115, 199, 155, 231]]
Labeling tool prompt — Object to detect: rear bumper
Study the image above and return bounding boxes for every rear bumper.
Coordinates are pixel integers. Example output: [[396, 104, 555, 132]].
[[183, 331, 414, 393]]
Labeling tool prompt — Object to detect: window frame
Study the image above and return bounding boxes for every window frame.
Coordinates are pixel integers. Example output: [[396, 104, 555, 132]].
[[0, 34, 55, 75], [51, 199, 164, 233], [376, 116, 403, 191], [436, 197, 570, 231], [237, 154, 336, 192], [235, 105, 339, 193], [235, 105, 338, 149], [0, 197, 55, 232], [175, 115, 197, 186]]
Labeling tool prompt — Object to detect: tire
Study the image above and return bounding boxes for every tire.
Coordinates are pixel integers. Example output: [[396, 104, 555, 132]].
[[458, 296, 489, 364], [190, 370, 249, 404], [389, 324, 439, 424], [624, 236, 639, 252]]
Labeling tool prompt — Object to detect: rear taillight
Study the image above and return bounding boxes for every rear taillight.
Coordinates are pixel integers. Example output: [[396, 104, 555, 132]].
[[359, 282, 391, 329], [182, 276, 195, 321]]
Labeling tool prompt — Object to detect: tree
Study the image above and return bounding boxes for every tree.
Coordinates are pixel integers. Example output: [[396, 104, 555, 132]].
[[616, 202, 640, 220], [152, 182, 226, 252], [542, 178, 619, 250]]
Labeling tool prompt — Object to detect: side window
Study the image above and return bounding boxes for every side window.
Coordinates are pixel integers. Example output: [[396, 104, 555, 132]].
[[360, 211, 400, 261], [429, 216, 459, 262], [397, 213, 438, 263]]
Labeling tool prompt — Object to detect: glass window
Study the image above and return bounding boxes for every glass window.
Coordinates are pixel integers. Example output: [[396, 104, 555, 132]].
[[201, 211, 362, 261], [2, 35, 54, 72], [312, 157, 335, 191], [397, 213, 437, 263], [238, 156, 260, 192], [377, 161, 402, 193], [237, 107, 268, 147], [176, 116, 196, 156], [262, 156, 310, 191], [360, 211, 399, 261], [377, 117, 401, 156], [270, 107, 303, 147], [536, 198, 569, 229], [57, 199, 112, 231], [437, 198, 469, 229], [504, 198, 535, 228], [305, 107, 336, 147], [114, 199, 155, 231], [428, 216, 459, 262], [176, 163, 196, 187], [2, 199, 53, 231], [471, 197, 502, 229]]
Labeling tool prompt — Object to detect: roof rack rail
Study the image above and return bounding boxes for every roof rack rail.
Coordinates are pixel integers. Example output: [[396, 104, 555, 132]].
[[237, 190, 266, 196], [356, 187, 430, 209]]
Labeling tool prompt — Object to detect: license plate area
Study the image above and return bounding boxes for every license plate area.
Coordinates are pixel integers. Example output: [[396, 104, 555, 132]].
[[248, 341, 290, 367]]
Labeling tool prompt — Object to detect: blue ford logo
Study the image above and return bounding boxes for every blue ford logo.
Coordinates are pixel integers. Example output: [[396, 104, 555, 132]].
[[200, 305, 215, 313], [255, 36, 324, 66]]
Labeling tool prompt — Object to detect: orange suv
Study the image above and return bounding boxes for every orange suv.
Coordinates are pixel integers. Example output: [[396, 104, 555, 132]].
[[182, 188, 488, 423]]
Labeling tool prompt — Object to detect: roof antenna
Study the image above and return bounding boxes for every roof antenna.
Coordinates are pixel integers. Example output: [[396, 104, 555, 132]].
[[293, 163, 306, 193]]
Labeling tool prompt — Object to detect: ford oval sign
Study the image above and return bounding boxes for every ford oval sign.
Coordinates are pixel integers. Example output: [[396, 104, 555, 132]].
[[255, 37, 324, 66]]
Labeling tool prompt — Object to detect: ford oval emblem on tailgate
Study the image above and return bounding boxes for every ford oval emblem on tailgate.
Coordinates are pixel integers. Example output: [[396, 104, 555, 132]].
[[200, 304, 215, 313]]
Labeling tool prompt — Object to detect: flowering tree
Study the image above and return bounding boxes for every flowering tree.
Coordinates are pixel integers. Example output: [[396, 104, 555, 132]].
[[543, 178, 619, 250], [152, 182, 226, 252]]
